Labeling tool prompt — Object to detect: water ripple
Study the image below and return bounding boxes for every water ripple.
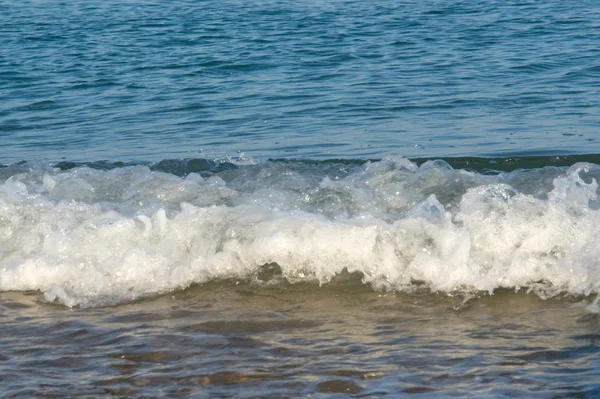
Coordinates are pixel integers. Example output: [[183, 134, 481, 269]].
[[1, 0, 599, 163]]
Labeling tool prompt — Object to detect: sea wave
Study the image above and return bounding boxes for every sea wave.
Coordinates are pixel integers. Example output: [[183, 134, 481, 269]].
[[1, 156, 600, 307]]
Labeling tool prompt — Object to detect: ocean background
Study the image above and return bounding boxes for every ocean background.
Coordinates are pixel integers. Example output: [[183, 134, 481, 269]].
[[1, 0, 600, 397]]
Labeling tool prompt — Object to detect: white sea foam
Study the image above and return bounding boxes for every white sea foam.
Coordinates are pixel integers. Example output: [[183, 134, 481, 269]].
[[1, 157, 599, 307]]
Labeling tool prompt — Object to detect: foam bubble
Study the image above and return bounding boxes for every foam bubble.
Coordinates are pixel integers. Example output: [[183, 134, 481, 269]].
[[1, 158, 599, 307]]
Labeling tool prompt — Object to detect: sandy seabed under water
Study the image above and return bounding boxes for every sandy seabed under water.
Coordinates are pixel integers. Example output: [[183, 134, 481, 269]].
[[1, 277, 599, 398]]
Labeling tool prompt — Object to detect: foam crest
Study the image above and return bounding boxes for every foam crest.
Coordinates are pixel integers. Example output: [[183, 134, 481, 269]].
[[1, 158, 599, 307]]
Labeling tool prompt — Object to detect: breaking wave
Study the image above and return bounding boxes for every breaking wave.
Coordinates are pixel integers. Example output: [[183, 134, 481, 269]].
[[1, 156, 600, 307]]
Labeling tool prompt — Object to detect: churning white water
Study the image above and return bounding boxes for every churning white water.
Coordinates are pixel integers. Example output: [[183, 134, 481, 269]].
[[1, 157, 599, 307]]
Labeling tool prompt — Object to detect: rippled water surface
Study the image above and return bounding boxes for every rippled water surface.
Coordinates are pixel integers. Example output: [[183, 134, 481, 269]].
[[2, 283, 600, 398], [1, 0, 599, 162]]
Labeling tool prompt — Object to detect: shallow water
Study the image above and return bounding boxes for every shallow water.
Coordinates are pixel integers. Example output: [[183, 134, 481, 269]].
[[2, 281, 599, 398]]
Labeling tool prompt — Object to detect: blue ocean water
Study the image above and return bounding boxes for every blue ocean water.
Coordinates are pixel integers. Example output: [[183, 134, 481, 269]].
[[1, 0, 599, 163], [2, 1, 600, 398]]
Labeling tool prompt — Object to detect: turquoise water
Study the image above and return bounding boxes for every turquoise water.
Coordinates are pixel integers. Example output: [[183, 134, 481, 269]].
[[2, 1, 600, 397], [1, 0, 599, 163]]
